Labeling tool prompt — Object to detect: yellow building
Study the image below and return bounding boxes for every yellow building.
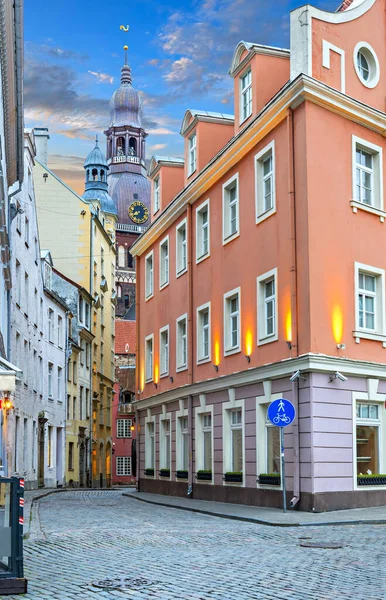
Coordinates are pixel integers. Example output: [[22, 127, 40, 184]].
[[33, 130, 117, 487]]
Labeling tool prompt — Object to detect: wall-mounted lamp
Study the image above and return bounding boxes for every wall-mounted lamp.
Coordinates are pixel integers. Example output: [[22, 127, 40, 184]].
[[213, 365, 219, 372], [43, 173, 48, 182], [154, 383, 158, 389], [286, 341, 292, 350], [137, 389, 142, 395], [336, 343, 346, 350], [80, 209, 87, 216], [0, 395, 13, 411], [245, 355, 251, 363], [169, 376, 174, 383]]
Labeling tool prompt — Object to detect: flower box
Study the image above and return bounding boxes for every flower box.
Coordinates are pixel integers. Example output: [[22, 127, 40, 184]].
[[258, 474, 281, 486], [223, 472, 243, 483], [159, 469, 170, 478], [144, 468, 154, 477], [357, 474, 386, 486], [196, 470, 212, 481], [175, 470, 188, 479]]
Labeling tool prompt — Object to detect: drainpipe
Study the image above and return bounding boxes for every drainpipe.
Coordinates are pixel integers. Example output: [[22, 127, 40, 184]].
[[287, 108, 300, 510], [14, 0, 24, 186], [187, 204, 193, 495], [89, 214, 94, 488], [135, 255, 140, 491]]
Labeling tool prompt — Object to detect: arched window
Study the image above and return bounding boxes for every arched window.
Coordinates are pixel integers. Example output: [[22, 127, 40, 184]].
[[109, 139, 112, 157], [117, 284, 122, 298], [100, 170, 105, 182], [117, 136, 125, 156], [92, 168, 98, 181], [87, 169, 90, 182], [129, 137, 137, 156], [118, 245, 125, 267], [127, 249, 133, 269], [124, 294, 129, 308]]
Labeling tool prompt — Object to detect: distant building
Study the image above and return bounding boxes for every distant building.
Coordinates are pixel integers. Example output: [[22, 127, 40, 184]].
[[132, 0, 386, 511]]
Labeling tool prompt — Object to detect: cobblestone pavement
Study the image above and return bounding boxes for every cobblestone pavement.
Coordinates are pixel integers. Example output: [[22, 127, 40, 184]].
[[2, 490, 386, 600]]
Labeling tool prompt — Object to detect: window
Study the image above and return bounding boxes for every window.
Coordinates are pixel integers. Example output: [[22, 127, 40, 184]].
[[224, 288, 240, 355], [145, 420, 155, 469], [80, 386, 84, 420], [255, 141, 276, 222], [79, 296, 84, 323], [266, 420, 280, 475], [222, 174, 239, 244], [47, 426, 53, 467], [176, 314, 188, 371], [356, 402, 381, 477], [230, 409, 243, 472], [24, 273, 29, 312], [116, 456, 132, 476], [23, 340, 28, 385], [353, 42, 380, 89], [196, 199, 210, 262], [202, 413, 212, 471], [15, 261, 21, 305], [25, 217, 29, 246], [57, 367, 63, 402], [68, 442, 74, 470], [48, 309, 54, 342], [145, 251, 154, 300], [352, 136, 382, 210], [154, 176, 160, 214], [240, 69, 252, 122], [85, 303, 90, 328], [357, 51, 369, 81], [145, 334, 154, 382], [160, 326, 169, 377], [118, 245, 125, 267], [34, 288, 38, 326], [73, 360, 77, 384], [48, 363, 53, 398], [67, 395, 71, 419], [159, 236, 169, 289], [197, 303, 210, 363], [179, 416, 189, 470], [160, 419, 171, 470], [188, 132, 196, 176], [85, 343, 91, 368], [257, 269, 278, 345], [354, 263, 385, 338], [57, 316, 63, 347], [176, 219, 187, 276], [117, 419, 132, 438]]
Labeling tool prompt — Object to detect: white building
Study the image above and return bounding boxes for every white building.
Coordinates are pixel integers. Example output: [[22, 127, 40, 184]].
[[0, 0, 24, 474], [8, 131, 67, 489]]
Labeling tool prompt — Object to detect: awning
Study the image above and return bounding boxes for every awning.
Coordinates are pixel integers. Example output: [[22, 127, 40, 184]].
[[0, 356, 22, 392]]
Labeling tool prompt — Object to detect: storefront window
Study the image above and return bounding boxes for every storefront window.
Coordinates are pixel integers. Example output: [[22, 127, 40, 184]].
[[231, 409, 242, 472], [266, 425, 280, 473], [356, 402, 380, 475]]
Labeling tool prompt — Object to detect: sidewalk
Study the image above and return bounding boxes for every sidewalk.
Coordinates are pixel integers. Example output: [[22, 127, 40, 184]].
[[122, 489, 386, 527]]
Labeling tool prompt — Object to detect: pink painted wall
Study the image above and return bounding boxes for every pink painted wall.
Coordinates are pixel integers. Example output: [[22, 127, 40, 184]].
[[151, 164, 185, 221], [184, 121, 234, 186]]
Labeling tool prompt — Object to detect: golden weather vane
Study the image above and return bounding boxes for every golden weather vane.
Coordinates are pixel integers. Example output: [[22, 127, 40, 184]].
[[120, 25, 129, 32]]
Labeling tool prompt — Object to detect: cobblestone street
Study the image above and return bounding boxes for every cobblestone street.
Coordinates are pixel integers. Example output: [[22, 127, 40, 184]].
[[2, 490, 386, 600]]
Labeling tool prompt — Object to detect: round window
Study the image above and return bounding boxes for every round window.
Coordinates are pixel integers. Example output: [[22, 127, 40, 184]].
[[354, 43, 380, 89]]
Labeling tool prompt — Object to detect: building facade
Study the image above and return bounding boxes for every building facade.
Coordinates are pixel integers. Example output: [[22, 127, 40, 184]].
[[132, 0, 386, 511], [33, 130, 117, 488]]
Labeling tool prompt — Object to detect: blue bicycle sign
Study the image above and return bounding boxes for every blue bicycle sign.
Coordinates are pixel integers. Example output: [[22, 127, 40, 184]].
[[267, 398, 295, 427]]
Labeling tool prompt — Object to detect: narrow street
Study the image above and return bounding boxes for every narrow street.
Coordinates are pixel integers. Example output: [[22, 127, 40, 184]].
[[2, 491, 386, 600]]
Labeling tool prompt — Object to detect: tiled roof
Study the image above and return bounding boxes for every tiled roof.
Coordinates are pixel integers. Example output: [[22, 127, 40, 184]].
[[337, 0, 355, 10], [115, 319, 136, 354]]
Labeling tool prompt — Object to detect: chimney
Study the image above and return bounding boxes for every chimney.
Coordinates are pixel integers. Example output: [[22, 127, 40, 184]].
[[33, 127, 50, 165]]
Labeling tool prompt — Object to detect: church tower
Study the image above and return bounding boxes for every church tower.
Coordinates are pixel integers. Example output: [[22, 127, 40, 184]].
[[104, 48, 151, 318]]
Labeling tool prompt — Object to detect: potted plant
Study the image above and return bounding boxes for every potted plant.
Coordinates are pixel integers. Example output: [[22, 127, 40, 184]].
[[159, 468, 170, 478], [223, 471, 243, 483], [196, 470, 212, 481], [144, 468, 154, 477], [357, 473, 386, 486], [175, 470, 188, 479], [258, 473, 281, 486]]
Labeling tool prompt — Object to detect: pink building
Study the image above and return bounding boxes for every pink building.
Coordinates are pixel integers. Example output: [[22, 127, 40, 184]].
[[132, 0, 386, 511], [112, 320, 136, 485]]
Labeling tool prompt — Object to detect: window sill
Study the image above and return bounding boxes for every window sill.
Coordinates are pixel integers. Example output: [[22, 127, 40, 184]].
[[160, 372, 169, 379], [197, 356, 211, 365], [176, 364, 188, 373], [353, 330, 386, 347], [196, 252, 210, 265], [256, 207, 276, 225], [187, 169, 197, 179], [145, 378, 153, 384], [239, 113, 252, 127], [159, 281, 169, 291], [176, 267, 187, 279], [224, 347, 241, 357], [350, 200, 386, 222], [222, 231, 240, 247], [145, 293, 154, 302], [258, 333, 278, 347], [153, 209, 160, 217]]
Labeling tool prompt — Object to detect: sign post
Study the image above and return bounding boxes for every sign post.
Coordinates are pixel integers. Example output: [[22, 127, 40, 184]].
[[267, 398, 296, 513]]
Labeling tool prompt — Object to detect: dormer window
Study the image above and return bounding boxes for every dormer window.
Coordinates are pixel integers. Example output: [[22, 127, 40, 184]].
[[44, 262, 52, 289], [188, 132, 196, 176], [240, 69, 252, 123]]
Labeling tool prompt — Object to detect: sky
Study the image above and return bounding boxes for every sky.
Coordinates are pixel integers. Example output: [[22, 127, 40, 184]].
[[24, 0, 338, 194]]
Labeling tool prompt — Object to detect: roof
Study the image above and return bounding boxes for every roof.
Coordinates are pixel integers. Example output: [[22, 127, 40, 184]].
[[181, 109, 234, 136], [149, 155, 184, 178], [52, 267, 93, 301], [115, 320, 136, 354], [84, 140, 108, 168], [229, 41, 290, 77], [337, 0, 361, 9]]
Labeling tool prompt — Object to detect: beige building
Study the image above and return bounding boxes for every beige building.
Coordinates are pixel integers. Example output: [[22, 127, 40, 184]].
[[33, 129, 117, 487]]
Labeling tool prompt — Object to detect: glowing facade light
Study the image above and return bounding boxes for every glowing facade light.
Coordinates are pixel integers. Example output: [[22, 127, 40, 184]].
[[245, 329, 253, 358], [214, 339, 220, 366], [285, 310, 292, 343], [332, 304, 343, 344]]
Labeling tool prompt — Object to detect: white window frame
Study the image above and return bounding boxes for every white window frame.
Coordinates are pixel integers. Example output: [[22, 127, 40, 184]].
[[176, 401, 188, 471], [57, 366, 63, 402], [116, 456, 132, 476], [255, 141, 276, 223], [188, 132, 197, 176], [145, 334, 154, 382], [196, 199, 210, 263], [195, 402, 214, 480], [256, 392, 284, 490], [196, 302, 211, 364], [353, 42, 380, 89], [176, 218, 187, 277], [239, 68, 252, 124], [159, 325, 169, 378], [145, 411, 156, 471], [48, 362, 53, 399], [117, 418, 132, 438], [159, 236, 169, 290], [351, 136, 383, 217], [222, 396, 245, 485], [48, 308, 54, 343], [354, 262, 386, 343], [223, 287, 241, 356], [257, 268, 278, 345], [145, 250, 154, 300], [176, 314, 188, 372], [153, 176, 160, 214], [222, 173, 239, 245], [160, 413, 172, 475]]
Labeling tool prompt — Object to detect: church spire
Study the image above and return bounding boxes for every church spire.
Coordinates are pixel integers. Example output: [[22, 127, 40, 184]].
[[121, 46, 132, 84]]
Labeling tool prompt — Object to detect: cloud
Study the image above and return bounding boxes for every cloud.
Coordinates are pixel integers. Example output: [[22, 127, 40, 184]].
[[26, 42, 88, 62], [148, 58, 160, 66], [149, 143, 167, 151], [88, 71, 114, 84]]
